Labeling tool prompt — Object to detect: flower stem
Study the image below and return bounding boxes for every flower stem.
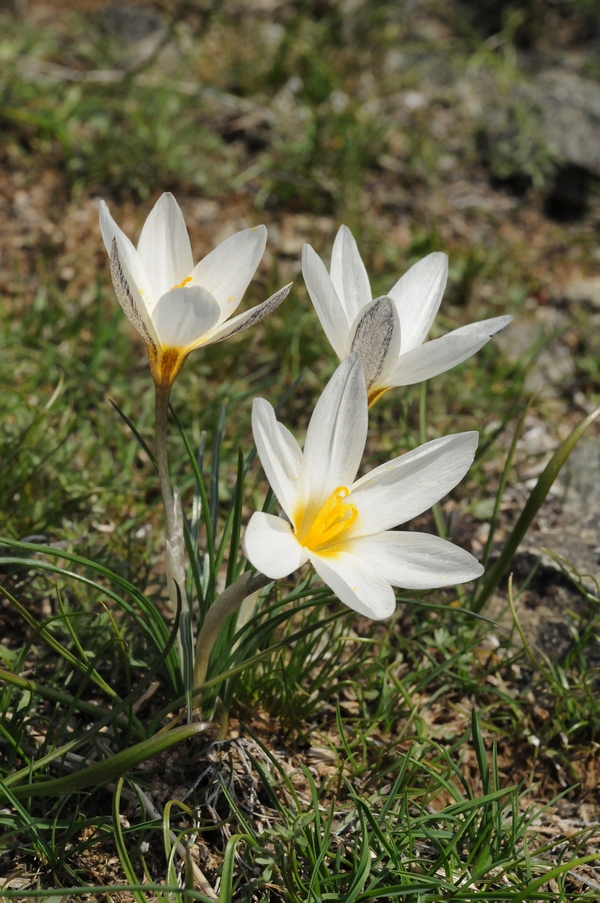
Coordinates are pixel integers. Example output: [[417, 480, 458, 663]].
[[155, 383, 174, 539], [155, 381, 190, 705], [193, 571, 271, 691]]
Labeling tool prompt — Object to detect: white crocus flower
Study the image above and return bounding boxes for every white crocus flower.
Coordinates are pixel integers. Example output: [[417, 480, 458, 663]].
[[99, 193, 291, 387], [302, 226, 512, 405], [244, 354, 483, 619]]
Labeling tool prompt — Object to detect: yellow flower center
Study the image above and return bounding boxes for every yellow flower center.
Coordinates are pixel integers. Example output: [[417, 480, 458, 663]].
[[299, 486, 357, 553], [148, 345, 187, 388], [172, 275, 192, 289]]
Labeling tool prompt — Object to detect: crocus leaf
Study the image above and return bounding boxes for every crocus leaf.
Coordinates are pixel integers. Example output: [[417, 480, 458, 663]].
[[2, 722, 211, 801]]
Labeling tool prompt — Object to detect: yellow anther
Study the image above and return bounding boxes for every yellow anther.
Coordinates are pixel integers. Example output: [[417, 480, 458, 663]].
[[171, 276, 192, 290], [299, 486, 357, 552]]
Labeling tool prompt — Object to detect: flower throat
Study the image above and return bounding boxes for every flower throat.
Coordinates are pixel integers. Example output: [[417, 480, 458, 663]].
[[299, 486, 357, 552]]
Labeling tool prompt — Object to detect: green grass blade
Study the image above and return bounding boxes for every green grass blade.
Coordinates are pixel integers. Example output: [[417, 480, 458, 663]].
[[479, 396, 533, 569], [2, 594, 183, 787], [419, 381, 447, 539], [0, 669, 114, 722], [472, 404, 600, 614], [109, 398, 157, 467], [224, 449, 245, 586], [0, 581, 118, 700], [113, 778, 147, 903], [209, 402, 227, 541], [186, 432, 207, 611], [3, 723, 210, 801], [0, 538, 180, 690], [219, 834, 259, 903], [471, 708, 490, 795], [170, 406, 216, 613], [511, 853, 600, 901], [0, 886, 215, 900]]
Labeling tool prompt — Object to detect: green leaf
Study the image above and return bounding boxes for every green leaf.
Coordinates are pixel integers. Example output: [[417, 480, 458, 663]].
[[472, 405, 600, 614], [2, 723, 211, 801]]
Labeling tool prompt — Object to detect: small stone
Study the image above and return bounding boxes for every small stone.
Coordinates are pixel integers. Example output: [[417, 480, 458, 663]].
[[563, 277, 600, 309], [535, 70, 600, 179]]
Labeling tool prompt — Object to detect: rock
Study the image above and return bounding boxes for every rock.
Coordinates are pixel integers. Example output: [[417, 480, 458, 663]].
[[533, 439, 600, 580], [487, 439, 600, 664], [564, 277, 600, 310], [469, 79, 552, 194], [565, 438, 600, 505], [101, 2, 165, 43], [470, 66, 600, 216], [533, 70, 600, 179], [519, 437, 600, 597], [532, 69, 600, 218]]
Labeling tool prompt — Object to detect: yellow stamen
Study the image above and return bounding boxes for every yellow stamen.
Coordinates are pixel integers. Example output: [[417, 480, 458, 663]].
[[172, 276, 192, 290], [299, 486, 357, 553]]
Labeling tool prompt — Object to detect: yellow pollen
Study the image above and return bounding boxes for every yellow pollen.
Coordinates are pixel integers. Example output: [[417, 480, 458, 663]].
[[299, 486, 357, 553], [172, 275, 192, 290]]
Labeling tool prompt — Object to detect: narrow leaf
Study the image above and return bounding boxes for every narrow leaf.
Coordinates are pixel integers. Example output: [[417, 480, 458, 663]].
[[3, 723, 210, 800], [472, 405, 600, 614]]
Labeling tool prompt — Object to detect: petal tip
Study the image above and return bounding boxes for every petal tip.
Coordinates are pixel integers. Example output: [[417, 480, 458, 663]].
[[302, 242, 315, 262]]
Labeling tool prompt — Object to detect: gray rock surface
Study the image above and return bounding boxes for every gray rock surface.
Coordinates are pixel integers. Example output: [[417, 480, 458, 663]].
[[533, 69, 600, 179], [489, 438, 600, 663], [469, 66, 600, 194], [101, 2, 165, 42], [564, 277, 600, 310]]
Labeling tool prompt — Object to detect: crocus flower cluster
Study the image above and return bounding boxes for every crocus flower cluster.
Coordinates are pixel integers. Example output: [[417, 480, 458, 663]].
[[100, 193, 510, 624]]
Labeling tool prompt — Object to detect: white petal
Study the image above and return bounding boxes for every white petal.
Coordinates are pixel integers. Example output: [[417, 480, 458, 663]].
[[252, 397, 308, 523], [243, 512, 308, 579], [386, 318, 509, 387], [304, 355, 367, 507], [204, 283, 292, 345], [349, 432, 478, 536], [302, 243, 349, 359], [190, 226, 267, 319], [343, 531, 483, 589], [137, 193, 194, 302], [453, 314, 513, 337], [348, 296, 401, 390], [151, 285, 221, 349], [330, 225, 372, 327], [388, 252, 448, 352], [99, 201, 155, 308], [309, 550, 396, 620], [109, 240, 160, 348]]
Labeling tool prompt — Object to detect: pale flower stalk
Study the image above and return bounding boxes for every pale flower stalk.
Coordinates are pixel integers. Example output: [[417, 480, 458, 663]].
[[302, 226, 512, 405], [244, 354, 483, 619], [99, 192, 292, 388]]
